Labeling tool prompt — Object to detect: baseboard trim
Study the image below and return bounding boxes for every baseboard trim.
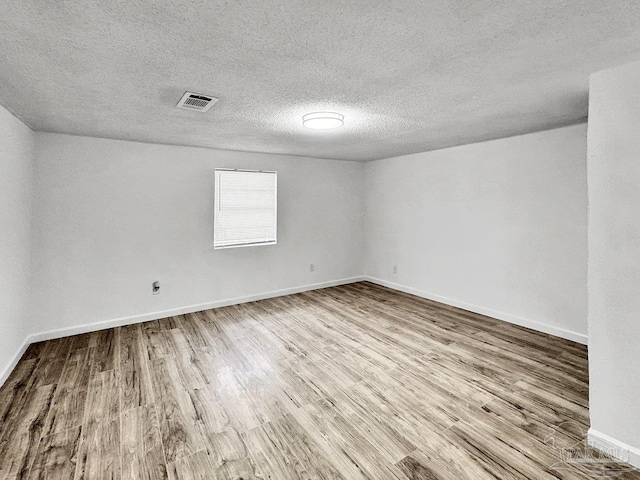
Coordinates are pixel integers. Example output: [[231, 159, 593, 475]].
[[0, 337, 32, 388], [28, 276, 366, 344], [588, 428, 640, 469], [1, 276, 365, 388], [364, 276, 588, 345], [2, 275, 587, 386]]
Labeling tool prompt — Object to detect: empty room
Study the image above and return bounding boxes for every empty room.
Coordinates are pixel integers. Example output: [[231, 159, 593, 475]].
[[2, 1, 640, 479]]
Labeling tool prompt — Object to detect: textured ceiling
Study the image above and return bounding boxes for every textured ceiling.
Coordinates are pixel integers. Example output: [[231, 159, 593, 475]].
[[1, 1, 640, 161]]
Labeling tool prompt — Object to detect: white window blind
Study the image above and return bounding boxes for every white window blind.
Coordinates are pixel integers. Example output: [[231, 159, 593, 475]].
[[214, 169, 277, 249]]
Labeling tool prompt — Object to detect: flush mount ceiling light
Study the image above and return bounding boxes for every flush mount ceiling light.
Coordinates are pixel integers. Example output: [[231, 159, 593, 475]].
[[302, 112, 344, 129]]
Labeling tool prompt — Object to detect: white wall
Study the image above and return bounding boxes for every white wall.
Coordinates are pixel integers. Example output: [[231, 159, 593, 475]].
[[364, 124, 588, 343], [0, 105, 35, 381], [2, 122, 591, 385], [29, 133, 364, 336], [587, 59, 640, 466]]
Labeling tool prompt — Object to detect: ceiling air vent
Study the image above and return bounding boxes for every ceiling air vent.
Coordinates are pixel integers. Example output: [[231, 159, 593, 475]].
[[176, 92, 218, 112]]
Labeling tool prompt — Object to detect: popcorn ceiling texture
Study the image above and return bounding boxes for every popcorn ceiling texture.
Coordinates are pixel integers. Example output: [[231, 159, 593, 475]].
[[1, 0, 640, 161]]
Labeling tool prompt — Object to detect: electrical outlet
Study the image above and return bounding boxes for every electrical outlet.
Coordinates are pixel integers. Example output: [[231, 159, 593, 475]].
[[152, 281, 160, 295], [310, 263, 315, 272], [392, 265, 398, 275]]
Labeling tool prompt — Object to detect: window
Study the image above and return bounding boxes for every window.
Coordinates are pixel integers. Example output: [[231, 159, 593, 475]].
[[214, 169, 277, 249]]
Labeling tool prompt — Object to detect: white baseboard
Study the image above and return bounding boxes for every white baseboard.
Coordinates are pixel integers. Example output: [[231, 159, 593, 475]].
[[0, 337, 31, 388], [588, 428, 640, 469], [0, 276, 365, 388], [2, 274, 587, 387], [363, 276, 588, 345]]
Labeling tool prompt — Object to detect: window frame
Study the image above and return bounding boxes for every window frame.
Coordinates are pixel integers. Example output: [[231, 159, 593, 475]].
[[213, 168, 278, 249]]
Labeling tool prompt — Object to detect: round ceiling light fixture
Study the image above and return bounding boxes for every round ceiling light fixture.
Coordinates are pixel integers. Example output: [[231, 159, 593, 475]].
[[302, 112, 344, 130]]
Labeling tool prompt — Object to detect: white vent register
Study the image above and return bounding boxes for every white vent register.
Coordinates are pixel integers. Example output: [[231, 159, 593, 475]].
[[214, 169, 277, 249], [176, 92, 218, 112]]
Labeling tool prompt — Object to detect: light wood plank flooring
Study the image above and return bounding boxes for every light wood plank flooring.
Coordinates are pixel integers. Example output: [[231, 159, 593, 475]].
[[0, 282, 637, 479]]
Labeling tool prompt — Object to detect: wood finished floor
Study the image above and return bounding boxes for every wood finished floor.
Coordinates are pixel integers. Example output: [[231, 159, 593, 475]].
[[1, 282, 637, 479]]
